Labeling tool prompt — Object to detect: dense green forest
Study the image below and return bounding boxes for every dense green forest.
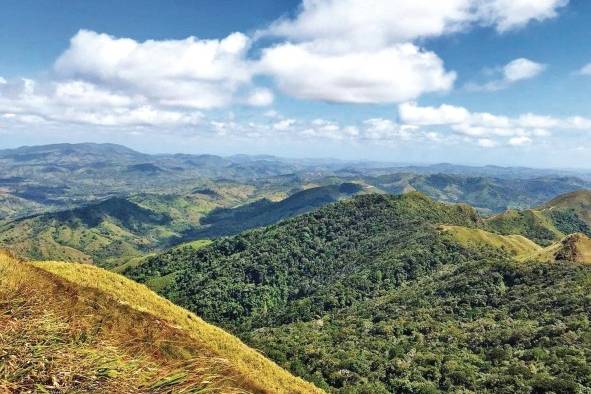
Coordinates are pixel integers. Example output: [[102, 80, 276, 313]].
[[125, 191, 591, 392], [125, 193, 483, 330], [248, 258, 591, 392]]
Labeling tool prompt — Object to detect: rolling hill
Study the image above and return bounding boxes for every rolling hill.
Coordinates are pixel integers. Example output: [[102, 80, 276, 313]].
[[124, 192, 484, 330], [0, 250, 320, 393], [188, 182, 369, 238], [124, 191, 591, 392], [0, 183, 370, 267], [486, 190, 591, 245], [364, 173, 591, 213]]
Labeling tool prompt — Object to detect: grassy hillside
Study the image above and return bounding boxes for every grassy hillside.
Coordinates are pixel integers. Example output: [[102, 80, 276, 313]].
[[485, 191, 591, 246], [0, 250, 320, 393], [523, 233, 591, 264], [439, 225, 542, 258]]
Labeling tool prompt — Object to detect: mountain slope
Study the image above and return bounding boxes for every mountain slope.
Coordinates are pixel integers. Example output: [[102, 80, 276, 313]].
[[486, 190, 591, 245], [190, 183, 368, 238], [124, 192, 483, 331], [0, 250, 320, 393], [248, 256, 591, 392], [439, 225, 542, 258], [123, 191, 591, 392]]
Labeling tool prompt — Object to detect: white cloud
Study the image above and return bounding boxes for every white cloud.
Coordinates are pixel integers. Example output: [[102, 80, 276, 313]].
[[467, 58, 546, 91], [509, 135, 532, 145], [258, 0, 564, 104], [55, 30, 255, 109], [245, 88, 274, 106], [477, 0, 568, 32], [0, 77, 203, 128], [273, 118, 296, 131], [516, 113, 560, 128], [399, 102, 587, 147], [260, 42, 455, 103], [265, 0, 567, 48], [503, 58, 546, 82], [0, 77, 6, 84], [399, 102, 469, 125]]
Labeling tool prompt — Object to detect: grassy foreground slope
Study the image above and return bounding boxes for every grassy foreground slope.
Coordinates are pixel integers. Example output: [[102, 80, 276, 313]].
[[0, 251, 320, 393]]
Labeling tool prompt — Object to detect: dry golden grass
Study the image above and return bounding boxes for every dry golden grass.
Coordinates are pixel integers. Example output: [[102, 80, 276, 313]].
[[439, 225, 542, 258], [0, 251, 321, 393]]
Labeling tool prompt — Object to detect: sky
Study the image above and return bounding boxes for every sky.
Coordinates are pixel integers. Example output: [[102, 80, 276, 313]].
[[1, 0, 591, 168]]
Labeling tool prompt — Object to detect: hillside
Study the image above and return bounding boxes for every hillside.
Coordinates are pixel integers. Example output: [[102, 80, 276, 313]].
[[0, 184, 370, 267], [189, 183, 368, 238], [0, 250, 320, 393], [248, 255, 591, 392], [0, 197, 185, 266], [123, 191, 591, 392], [486, 190, 591, 246], [124, 192, 483, 330], [439, 225, 542, 258], [539, 190, 591, 227]]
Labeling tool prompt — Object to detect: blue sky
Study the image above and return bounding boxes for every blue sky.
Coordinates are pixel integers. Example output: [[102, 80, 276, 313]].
[[1, 0, 591, 168]]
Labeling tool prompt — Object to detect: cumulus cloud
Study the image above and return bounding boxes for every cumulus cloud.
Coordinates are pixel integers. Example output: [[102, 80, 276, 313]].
[[503, 58, 546, 82], [55, 30, 257, 110], [477, 0, 568, 32], [265, 0, 567, 47], [245, 88, 274, 107], [259, 42, 455, 103], [258, 0, 564, 104], [467, 58, 546, 91], [0, 77, 203, 128]]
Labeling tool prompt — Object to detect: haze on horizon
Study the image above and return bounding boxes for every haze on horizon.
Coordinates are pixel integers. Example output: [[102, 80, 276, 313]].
[[1, 0, 591, 167]]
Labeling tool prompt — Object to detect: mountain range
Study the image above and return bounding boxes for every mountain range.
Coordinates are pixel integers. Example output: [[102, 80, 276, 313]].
[[3, 143, 591, 393]]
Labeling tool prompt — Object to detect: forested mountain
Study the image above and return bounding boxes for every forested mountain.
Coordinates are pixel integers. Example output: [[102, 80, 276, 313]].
[[0, 250, 318, 393], [124, 191, 591, 392], [190, 182, 368, 238]]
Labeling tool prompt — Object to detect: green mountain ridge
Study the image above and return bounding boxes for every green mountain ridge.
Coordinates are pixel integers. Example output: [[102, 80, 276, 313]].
[[123, 190, 591, 392], [0, 183, 369, 267]]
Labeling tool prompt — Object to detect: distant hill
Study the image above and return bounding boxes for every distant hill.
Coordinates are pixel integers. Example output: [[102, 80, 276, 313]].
[[190, 182, 369, 238], [486, 190, 591, 245], [0, 250, 318, 393], [365, 173, 591, 212], [2, 142, 591, 220], [0, 196, 208, 267], [0, 184, 371, 267]]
